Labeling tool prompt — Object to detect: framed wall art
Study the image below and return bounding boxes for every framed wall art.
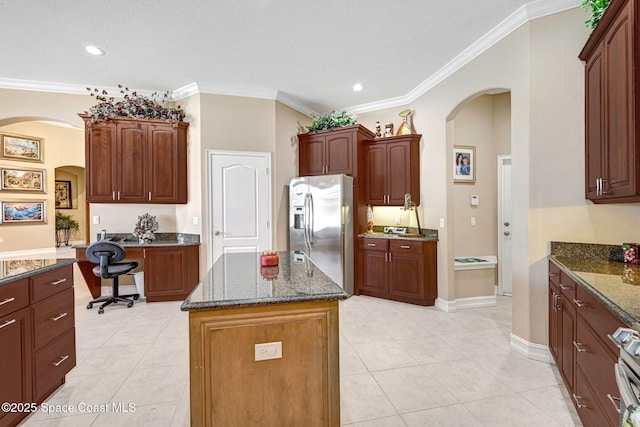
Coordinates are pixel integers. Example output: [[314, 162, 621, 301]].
[[0, 167, 46, 192], [55, 180, 72, 209], [453, 145, 476, 183], [1, 133, 44, 162], [1, 200, 46, 224]]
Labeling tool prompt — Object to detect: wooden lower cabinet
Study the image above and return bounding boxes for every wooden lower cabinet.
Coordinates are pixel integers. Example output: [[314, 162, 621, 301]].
[[0, 263, 75, 427], [358, 237, 437, 306], [189, 301, 340, 426], [548, 260, 624, 427], [143, 245, 200, 302]]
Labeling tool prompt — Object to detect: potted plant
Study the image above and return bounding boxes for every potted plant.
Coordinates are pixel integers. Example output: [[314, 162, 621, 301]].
[[55, 211, 79, 247], [582, 0, 611, 29], [306, 110, 357, 133], [84, 85, 186, 125]]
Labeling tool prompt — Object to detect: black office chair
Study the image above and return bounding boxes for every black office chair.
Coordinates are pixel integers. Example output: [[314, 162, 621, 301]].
[[85, 241, 139, 314]]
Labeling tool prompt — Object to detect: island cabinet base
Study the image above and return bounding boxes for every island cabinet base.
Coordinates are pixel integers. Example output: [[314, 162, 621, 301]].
[[188, 300, 340, 426]]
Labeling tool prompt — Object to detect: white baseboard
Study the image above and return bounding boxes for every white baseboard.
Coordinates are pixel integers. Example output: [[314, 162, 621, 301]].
[[510, 332, 553, 363], [435, 297, 455, 312], [435, 295, 497, 312], [456, 295, 496, 309]]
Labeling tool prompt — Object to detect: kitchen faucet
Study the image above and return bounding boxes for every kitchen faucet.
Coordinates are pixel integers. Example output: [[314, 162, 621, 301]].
[[403, 194, 422, 235], [101, 229, 107, 240]]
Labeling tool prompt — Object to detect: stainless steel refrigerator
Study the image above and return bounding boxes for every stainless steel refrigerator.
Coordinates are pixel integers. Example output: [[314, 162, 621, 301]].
[[289, 174, 353, 295]]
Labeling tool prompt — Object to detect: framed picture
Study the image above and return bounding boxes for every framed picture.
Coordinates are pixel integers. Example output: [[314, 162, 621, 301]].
[[55, 180, 72, 209], [453, 145, 476, 183], [1, 133, 44, 162], [1, 200, 46, 224], [0, 167, 46, 192]]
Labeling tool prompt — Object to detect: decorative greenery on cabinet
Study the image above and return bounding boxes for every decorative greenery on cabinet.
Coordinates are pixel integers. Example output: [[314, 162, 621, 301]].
[[306, 110, 357, 133], [582, 0, 611, 29]]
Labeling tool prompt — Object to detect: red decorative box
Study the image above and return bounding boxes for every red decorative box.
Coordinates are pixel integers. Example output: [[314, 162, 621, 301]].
[[260, 251, 279, 267]]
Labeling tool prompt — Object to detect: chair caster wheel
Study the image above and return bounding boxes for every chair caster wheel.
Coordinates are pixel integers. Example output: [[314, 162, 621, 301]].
[[98, 308, 104, 314], [127, 301, 134, 308], [133, 295, 140, 300], [87, 303, 93, 310]]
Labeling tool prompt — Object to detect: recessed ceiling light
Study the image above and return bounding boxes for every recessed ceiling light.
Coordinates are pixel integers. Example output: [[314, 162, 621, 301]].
[[85, 45, 105, 56], [352, 83, 364, 92]]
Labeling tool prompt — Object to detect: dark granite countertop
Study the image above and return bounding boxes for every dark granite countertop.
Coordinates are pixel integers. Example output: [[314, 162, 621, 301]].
[[0, 258, 76, 286], [550, 241, 640, 327], [74, 232, 200, 249], [358, 228, 439, 242], [181, 251, 348, 312]]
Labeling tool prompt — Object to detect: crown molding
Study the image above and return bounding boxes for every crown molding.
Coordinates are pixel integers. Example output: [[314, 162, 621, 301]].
[[344, 0, 581, 114], [0, 1, 580, 118]]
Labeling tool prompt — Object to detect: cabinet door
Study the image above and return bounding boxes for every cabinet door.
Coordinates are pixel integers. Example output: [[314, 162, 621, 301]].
[[299, 136, 326, 176], [548, 283, 560, 364], [325, 133, 353, 175], [585, 42, 605, 200], [389, 252, 424, 304], [560, 297, 576, 392], [0, 307, 31, 427], [86, 124, 118, 202], [144, 246, 199, 302], [358, 239, 389, 298], [603, 2, 635, 199], [387, 141, 413, 205], [116, 123, 147, 202], [147, 125, 187, 203], [364, 144, 387, 205]]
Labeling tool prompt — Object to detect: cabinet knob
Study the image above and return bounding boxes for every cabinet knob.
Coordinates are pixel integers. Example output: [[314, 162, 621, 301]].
[[504, 222, 510, 226], [504, 231, 510, 236]]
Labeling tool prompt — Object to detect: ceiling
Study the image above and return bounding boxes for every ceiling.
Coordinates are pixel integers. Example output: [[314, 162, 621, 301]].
[[0, 0, 581, 115]]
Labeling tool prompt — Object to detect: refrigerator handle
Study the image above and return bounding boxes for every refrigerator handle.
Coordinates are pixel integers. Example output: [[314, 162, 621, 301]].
[[308, 193, 315, 245], [304, 193, 311, 249]]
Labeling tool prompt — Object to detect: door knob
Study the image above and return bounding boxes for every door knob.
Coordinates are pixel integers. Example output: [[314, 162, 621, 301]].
[[504, 231, 510, 236], [504, 222, 510, 226]]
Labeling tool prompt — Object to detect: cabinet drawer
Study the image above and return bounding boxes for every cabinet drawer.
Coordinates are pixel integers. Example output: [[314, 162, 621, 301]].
[[575, 316, 620, 427], [575, 367, 612, 427], [33, 328, 75, 402], [576, 285, 624, 356], [558, 271, 577, 300], [548, 261, 560, 286], [30, 265, 73, 303], [390, 240, 423, 255], [358, 238, 388, 252], [31, 287, 74, 350], [0, 278, 29, 318]]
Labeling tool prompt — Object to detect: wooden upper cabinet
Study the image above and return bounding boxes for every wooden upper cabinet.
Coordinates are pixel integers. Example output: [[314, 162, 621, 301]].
[[80, 115, 188, 204], [364, 134, 421, 206], [297, 124, 375, 177], [580, 0, 638, 202]]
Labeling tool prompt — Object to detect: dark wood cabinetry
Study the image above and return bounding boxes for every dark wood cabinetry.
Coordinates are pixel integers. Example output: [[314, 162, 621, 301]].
[[80, 115, 188, 204], [358, 237, 437, 306], [0, 264, 75, 427], [364, 134, 421, 206], [297, 125, 375, 177], [143, 245, 200, 302], [548, 260, 624, 427], [580, 0, 640, 202]]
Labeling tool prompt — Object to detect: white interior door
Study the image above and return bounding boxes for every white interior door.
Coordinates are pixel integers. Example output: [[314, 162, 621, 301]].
[[208, 150, 271, 267], [498, 155, 512, 296]]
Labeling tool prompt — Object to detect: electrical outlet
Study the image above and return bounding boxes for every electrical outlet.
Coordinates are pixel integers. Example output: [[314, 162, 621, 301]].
[[471, 217, 476, 226], [193, 216, 199, 225], [255, 341, 282, 361], [439, 218, 445, 228], [92, 216, 100, 225], [395, 215, 401, 225]]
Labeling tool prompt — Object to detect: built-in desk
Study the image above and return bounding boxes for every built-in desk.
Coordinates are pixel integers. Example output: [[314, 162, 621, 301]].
[[75, 233, 200, 302]]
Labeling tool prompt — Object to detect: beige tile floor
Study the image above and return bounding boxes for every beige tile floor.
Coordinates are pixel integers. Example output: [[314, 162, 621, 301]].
[[20, 261, 582, 426]]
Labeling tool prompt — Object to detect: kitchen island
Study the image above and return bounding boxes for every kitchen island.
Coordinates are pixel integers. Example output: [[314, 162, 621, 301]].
[[181, 251, 348, 427], [74, 233, 200, 302]]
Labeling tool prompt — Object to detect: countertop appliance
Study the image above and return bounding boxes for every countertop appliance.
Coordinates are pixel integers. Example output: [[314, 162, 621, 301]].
[[611, 327, 640, 426], [289, 174, 353, 295]]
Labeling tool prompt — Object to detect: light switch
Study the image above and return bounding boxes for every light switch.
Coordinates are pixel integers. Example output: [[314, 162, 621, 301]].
[[471, 217, 476, 226], [470, 195, 479, 206], [193, 216, 199, 225], [92, 216, 100, 225], [439, 218, 445, 228]]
